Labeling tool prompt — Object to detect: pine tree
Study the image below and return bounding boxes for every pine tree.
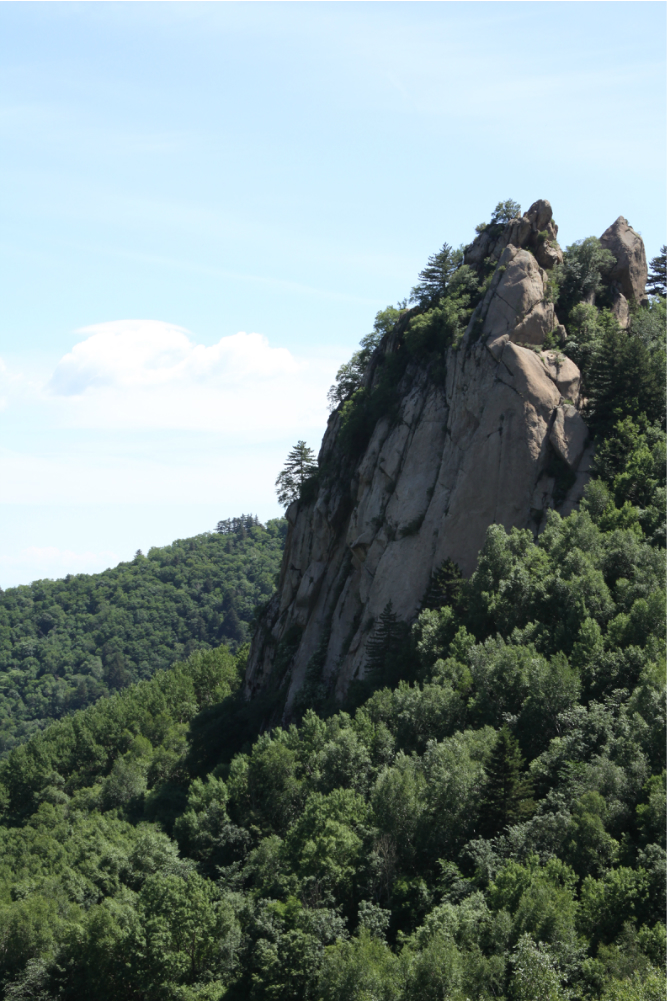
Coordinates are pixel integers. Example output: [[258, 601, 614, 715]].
[[365, 602, 408, 687], [490, 198, 521, 225], [481, 726, 534, 836], [647, 245, 666, 299], [275, 441, 318, 507], [410, 243, 462, 309], [421, 558, 465, 612]]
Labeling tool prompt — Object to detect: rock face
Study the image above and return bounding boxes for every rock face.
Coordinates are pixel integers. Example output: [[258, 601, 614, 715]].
[[464, 198, 563, 273], [244, 201, 599, 714], [600, 216, 648, 305]]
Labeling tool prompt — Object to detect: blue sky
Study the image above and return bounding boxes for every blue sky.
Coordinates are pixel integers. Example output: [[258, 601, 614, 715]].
[[1, 1, 665, 588]]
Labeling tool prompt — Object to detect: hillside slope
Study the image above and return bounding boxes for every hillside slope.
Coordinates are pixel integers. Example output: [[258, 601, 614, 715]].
[[0, 516, 286, 752]]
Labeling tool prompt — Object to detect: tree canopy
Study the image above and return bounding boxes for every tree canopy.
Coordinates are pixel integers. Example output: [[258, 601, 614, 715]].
[[0, 517, 287, 753]]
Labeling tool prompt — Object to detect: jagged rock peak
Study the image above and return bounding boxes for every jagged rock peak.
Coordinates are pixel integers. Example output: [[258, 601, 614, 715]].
[[600, 215, 648, 307], [245, 201, 646, 719], [464, 198, 563, 273]]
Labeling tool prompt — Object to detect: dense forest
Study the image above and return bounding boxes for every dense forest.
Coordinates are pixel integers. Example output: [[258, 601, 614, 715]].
[[0, 516, 287, 753], [0, 219, 663, 1000]]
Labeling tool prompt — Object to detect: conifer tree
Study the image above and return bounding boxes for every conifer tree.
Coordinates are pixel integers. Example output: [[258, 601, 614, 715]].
[[422, 558, 465, 612], [275, 441, 318, 507], [490, 198, 521, 225], [647, 245, 666, 299], [410, 243, 462, 309], [481, 726, 534, 836], [365, 602, 408, 687]]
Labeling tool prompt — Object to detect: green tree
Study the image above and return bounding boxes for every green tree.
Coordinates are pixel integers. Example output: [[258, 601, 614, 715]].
[[327, 306, 400, 411], [421, 558, 465, 613], [510, 934, 564, 1001], [410, 243, 463, 309], [481, 726, 534, 835], [556, 237, 616, 317], [364, 602, 410, 689], [646, 245, 666, 299], [275, 442, 318, 507], [584, 325, 666, 438], [491, 198, 522, 224]]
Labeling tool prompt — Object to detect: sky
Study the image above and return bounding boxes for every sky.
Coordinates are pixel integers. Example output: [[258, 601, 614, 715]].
[[0, 1, 665, 589]]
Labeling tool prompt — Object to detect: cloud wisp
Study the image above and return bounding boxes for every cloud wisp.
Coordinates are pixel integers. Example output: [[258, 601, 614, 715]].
[[35, 319, 339, 434]]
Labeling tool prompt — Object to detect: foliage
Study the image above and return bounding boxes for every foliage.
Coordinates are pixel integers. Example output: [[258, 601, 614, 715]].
[[0, 518, 287, 754], [409, 243, 464, 310], [0, 458, 662, 997], [491, 198, 522, 224], [555, 237, 616, 318], [0, 216, 664, 999], [275, 442, 319, 507], [646, 244, 666, 299], [327, 307, 401, 411]]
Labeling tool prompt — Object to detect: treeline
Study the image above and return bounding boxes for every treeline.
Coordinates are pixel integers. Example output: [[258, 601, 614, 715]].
[[0, 518, 287, 753]]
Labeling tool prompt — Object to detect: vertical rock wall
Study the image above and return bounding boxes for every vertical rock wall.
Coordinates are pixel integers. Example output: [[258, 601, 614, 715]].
[[245, 201, 647, 716]]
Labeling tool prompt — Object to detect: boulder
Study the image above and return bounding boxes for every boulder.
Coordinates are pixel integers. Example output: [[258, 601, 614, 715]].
[[511, 301, 556, 346], [540, 351, 581, 404], [481, 246, 550, 346], [549, 405, 588, 469], [599, 216, 648, 304]]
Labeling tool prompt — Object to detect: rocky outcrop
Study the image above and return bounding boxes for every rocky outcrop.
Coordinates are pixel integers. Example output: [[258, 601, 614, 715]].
[[464, 198, 563, 274], [245, 201, 606, 715], [600, 216, 648, 305]]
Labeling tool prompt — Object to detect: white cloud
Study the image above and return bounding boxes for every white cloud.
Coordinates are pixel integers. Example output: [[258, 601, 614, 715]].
[[0, 320, 350, 509], [6, 319, 344, 435], [48, 320, 299, 394]]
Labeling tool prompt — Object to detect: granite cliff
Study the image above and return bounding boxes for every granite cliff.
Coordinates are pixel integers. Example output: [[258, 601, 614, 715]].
[[246, 201, 648, 714]]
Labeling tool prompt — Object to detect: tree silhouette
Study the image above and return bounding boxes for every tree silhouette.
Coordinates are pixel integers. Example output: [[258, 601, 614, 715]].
[[481, 726, 534, 836], [421, 558, 465, 612], [365, 602, 409, 688], [275, 441, 318, 507]]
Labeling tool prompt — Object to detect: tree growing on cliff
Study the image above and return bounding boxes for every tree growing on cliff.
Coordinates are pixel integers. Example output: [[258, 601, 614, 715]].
[[647, 245, 666, 299], [275, 441, 318, 507], [410, 243, 463, 309], [490, 198, 521, 224]]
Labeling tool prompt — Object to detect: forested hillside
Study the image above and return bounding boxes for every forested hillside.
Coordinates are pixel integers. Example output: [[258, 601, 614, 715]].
[[0, 516, 286, 753], [0, 225, 663, 1000]]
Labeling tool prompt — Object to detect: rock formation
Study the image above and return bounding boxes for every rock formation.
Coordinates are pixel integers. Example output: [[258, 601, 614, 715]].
[[245, 201, 647, 715], [600, 216, 648, 306]]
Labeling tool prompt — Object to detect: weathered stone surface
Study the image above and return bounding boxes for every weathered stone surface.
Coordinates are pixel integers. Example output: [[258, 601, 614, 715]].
[[246, 201, 593, 714], [464, 198, 563, 273], [600, 216, 648, 304], [610, 288, 630, 328], [540, 351, 581, 404], [511, 300, 556, 345], [549, 405, 589, 469], [479, 246, 551, 345]]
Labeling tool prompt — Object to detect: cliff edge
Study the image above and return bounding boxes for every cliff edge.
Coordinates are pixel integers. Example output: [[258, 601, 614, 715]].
[[245, 201, 648, 716]]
